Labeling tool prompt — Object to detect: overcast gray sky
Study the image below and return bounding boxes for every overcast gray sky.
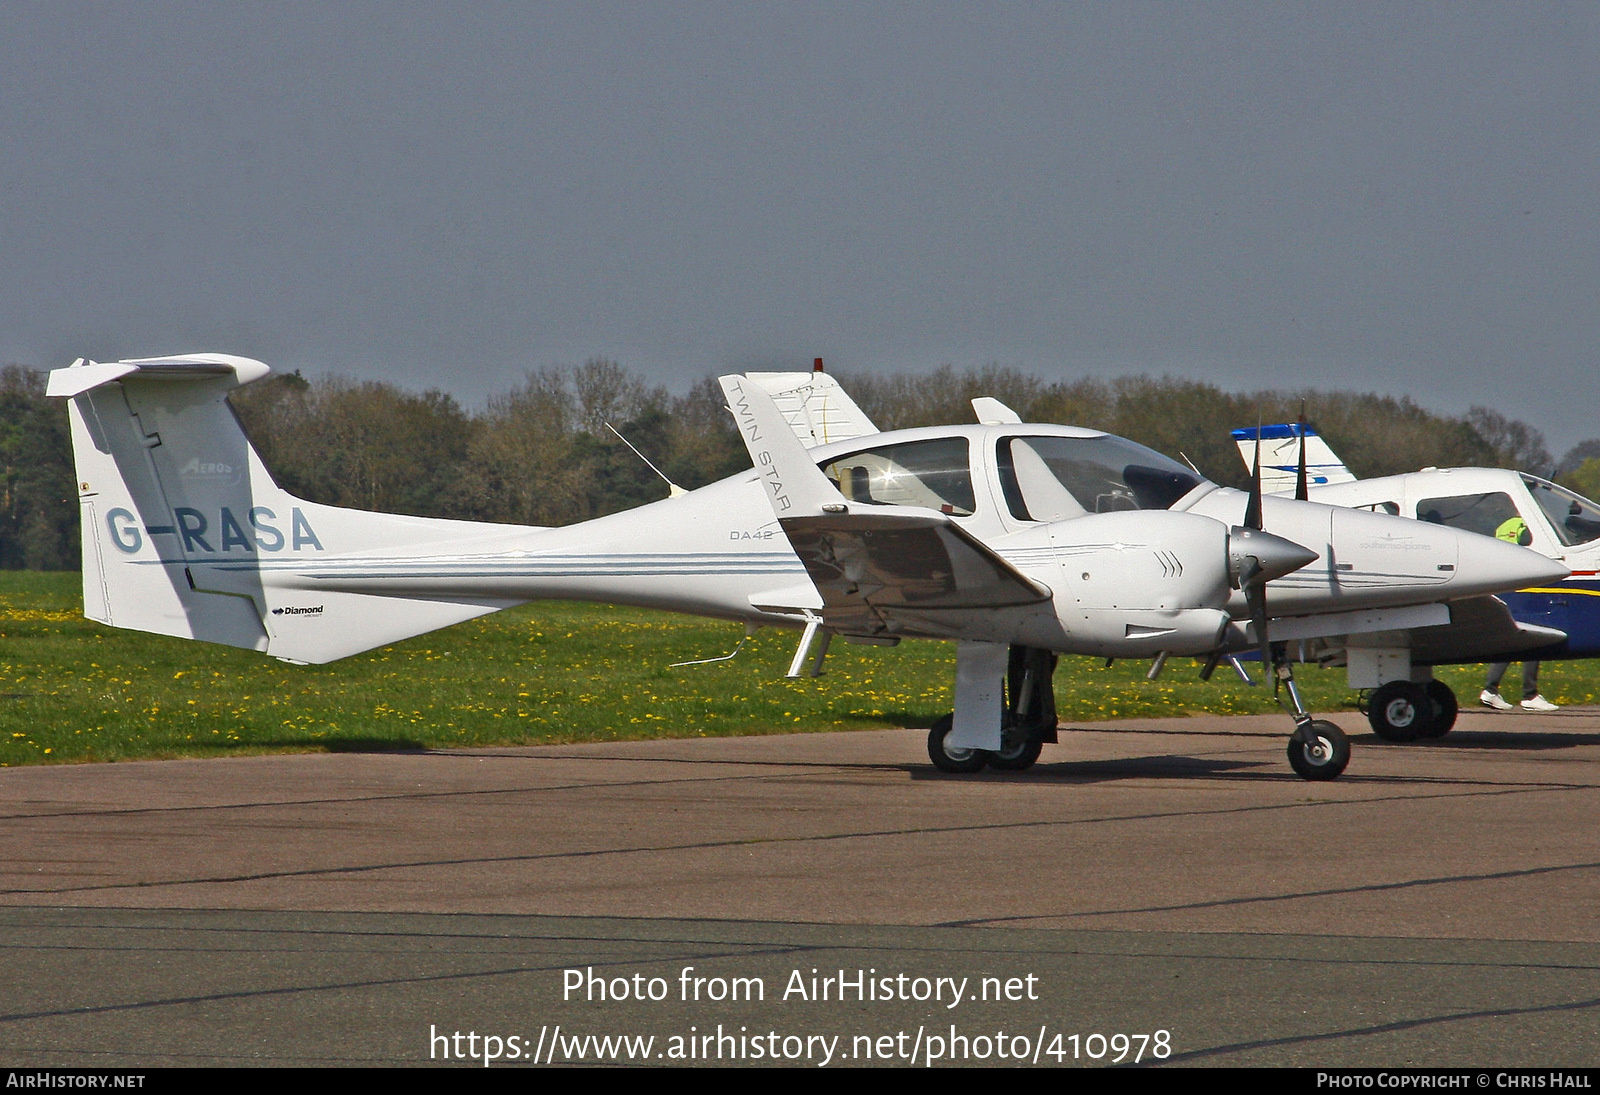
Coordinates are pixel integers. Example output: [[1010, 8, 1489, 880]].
[[3, 2, 1596, 452]]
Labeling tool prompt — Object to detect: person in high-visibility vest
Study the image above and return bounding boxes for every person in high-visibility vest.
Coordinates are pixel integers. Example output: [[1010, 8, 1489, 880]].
[[1481, 516, 1559, 711]]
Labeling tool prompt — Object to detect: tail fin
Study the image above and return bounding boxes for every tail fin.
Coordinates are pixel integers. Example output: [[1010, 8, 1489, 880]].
[[1231, 423, 1357, 494], [51, 355, 519, 663], [742, 370, 878, 448]]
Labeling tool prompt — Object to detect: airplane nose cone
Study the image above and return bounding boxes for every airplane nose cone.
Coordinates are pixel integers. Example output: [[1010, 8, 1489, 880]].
[[1453, 532, 1571, 594], [1230, 526, 1320, 585]]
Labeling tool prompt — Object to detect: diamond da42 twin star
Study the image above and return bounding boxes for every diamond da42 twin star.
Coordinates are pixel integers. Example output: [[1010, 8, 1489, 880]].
[[48, 355, 1566, 781]]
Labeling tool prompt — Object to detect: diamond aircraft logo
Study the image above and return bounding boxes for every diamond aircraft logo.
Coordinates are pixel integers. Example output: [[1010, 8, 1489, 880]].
[[1358, 533, 1429, 551]]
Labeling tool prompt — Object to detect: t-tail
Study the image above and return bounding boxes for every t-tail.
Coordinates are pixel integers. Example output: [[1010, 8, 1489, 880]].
[[50, 355, 528, 663], [1231, 422, 1357, 494]]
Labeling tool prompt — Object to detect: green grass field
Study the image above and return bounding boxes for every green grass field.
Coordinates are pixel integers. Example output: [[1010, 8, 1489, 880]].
[[2, 572, 1593, 766]]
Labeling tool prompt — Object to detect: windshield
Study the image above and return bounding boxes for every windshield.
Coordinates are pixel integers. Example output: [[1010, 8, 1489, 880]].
[[996, 435, 1203, 520], [1523, 475, 1600, 547]]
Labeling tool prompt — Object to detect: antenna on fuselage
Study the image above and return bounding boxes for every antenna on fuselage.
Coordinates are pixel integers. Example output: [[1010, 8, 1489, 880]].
[[604, 422, 687, 498]]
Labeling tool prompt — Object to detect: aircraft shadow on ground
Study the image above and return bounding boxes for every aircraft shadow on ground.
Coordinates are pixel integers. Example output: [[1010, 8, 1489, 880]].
[[242, 737, 430, 754], [911, 755, 1264, 783], [1365, 729, 1600, 752]]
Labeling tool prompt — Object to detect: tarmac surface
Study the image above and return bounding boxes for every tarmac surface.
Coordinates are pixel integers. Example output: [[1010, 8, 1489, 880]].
[[2, 704, 1599, 1067]]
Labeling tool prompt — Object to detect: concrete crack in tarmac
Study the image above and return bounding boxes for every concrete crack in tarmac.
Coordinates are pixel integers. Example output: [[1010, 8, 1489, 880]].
[[3, 780, 1587, 900]]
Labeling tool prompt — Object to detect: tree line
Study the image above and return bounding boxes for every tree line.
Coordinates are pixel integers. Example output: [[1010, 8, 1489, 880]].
[[0, 358, 1592, 570]]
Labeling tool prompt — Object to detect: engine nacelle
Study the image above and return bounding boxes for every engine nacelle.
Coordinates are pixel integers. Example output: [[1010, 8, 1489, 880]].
[[1038, 509, 1235, 656]]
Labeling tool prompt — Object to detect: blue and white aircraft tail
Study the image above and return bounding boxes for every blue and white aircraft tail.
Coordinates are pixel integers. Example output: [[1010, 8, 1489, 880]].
[[1232, 422, 1356, 495]]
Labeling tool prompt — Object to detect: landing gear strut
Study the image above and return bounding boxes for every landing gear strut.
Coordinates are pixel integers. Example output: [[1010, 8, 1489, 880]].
[[927, 645, 1058, 774]]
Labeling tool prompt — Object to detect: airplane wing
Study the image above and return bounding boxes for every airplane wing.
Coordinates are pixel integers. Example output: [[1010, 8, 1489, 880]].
[[1233, 423, 1358, 493], [1249, 595, 1564, 668], [721, 375, 1047, 635], [1406, 595, 1567, 663]]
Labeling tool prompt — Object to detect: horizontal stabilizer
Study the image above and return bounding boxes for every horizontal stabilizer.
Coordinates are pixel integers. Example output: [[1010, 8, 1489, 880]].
[[742, 370, 878, 448], [47, 354, 270, 397]]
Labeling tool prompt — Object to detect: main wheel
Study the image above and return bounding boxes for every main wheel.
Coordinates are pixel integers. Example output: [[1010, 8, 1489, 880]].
[[1419, 680, 1458, 738], [927, 714, 990, 773], [1366, 681, 1432, 742], [1287, 720, 1350, 781], [988, 729, 1044, 772]]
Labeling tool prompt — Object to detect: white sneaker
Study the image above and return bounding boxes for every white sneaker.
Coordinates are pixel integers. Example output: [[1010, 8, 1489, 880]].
[[1521, 695, 1560, 712], [1480, 690, 1514, 710]]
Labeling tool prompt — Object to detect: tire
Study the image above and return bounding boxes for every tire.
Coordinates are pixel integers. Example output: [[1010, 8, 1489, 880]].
[[1366, 680, 1431, 742], [1287, 720, 1350, 781], [927, 714, 990, 773], [1419, 680, 1458, 738], [988, 729, 1044, 772]]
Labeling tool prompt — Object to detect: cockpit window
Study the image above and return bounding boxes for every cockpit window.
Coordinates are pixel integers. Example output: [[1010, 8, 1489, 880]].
[[1524, 475, 1600, 547], [819, 437, 975, 516], [1416, 492, 1520, 539], [996, 435, 1203, 520]]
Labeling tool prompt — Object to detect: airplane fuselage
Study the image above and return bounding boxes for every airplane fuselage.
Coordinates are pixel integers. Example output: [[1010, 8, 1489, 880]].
[[163, 424, 1563, 662], [1306, 467, 1600, 661]]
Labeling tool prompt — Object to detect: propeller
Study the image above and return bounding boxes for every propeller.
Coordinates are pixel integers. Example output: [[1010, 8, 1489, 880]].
[[1222, 416, 1317, 689]]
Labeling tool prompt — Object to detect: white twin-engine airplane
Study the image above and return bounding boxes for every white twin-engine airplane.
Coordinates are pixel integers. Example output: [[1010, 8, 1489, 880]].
[[49, 355, 1566, 782], [1236, 421, 1600, 740]]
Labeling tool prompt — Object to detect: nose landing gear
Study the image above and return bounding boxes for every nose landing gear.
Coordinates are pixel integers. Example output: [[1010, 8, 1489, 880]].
[[1274, 647, 1351, 781]]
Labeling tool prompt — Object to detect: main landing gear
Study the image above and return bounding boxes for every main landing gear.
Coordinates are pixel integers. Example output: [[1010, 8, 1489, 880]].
[[926, 643, 1354, 781], [1365, 679, 1458, 741], [927, 646, 1057, 774]]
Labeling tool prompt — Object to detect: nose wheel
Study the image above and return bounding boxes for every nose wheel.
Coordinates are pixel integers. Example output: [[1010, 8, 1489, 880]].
[[1273, 649, 1351, 781], [1287, 719, 1350, 780]]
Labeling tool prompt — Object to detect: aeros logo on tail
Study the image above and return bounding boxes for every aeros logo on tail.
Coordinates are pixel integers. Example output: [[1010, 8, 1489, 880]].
[[105, 507, 324, 554]]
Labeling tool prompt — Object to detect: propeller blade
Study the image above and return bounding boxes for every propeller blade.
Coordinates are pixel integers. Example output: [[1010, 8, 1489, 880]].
[[1244, 562, 1275, 690], [1295, 401, 1310, 502], [1244, 421, 1264, 531]]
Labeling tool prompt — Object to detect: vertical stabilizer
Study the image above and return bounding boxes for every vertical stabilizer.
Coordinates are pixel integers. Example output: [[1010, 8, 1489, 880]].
[[51, 355, 522, 663], [55, 356, 276, 650], [1232, 423, 1357, 494]]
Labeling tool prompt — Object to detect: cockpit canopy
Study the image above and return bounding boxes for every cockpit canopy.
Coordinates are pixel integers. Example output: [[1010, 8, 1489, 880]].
[[1412, 474, 1600, 550], [817, 432, 1205, 521], [995, 435, 1203, 519], [1523, 475, 1600, 547]]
